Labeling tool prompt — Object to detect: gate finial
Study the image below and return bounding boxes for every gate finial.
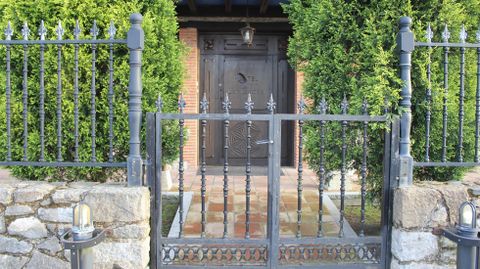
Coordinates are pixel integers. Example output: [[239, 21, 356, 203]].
[[90, 20, 99, 40], [267, 93, 276, 114], [317, 96, 327, 115], [362, 98, 368, 115], [297, 96, 306, 114], [4, 21, 13, 40], [245, 93, 254, 114], [178, 93, 186, 113], [74, 20, 81, 40], [341, 94, 348, 114], [426, 23, 433, 43], [56, 21, 64, 40], [442, 24, 450, 42], [108, 21, 116, 40], [460, 24, 467, 43], [200, 93, 209, 114], [38, 20, 47, 40], [222, 93, 231, 114], [21, 22, 30, 40], [155, 94, 163, 113]]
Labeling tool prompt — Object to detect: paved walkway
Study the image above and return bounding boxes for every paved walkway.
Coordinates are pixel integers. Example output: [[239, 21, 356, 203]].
[[168, 166, 360, 238]]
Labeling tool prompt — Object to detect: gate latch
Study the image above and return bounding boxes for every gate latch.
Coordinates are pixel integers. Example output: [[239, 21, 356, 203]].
[[256, 139, 273, 145]]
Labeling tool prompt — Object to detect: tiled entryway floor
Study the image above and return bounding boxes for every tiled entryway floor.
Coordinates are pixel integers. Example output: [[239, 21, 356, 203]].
[[168, 166, 360, 238]]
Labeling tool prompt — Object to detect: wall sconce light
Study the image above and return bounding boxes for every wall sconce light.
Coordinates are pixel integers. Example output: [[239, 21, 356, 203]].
[[240, 23, 255, 47]]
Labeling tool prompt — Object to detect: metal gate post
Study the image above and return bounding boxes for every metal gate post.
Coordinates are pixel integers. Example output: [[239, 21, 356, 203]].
[[155, 112, 164, 268], [267, 115, 281, 268], [127, 13, 145, 186], [396, 16, 414, 187]]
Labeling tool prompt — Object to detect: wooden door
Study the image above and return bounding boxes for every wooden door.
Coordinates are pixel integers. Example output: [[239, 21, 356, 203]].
[[200, 34, 293, 166]]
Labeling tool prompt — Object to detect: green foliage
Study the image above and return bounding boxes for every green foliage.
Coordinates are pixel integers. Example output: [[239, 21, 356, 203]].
[[284, 0, 479, 198], [0, 0, 184, 181]]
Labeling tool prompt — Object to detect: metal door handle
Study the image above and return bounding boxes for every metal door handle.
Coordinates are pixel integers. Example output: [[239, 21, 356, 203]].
[[256, 139, 273, 145]]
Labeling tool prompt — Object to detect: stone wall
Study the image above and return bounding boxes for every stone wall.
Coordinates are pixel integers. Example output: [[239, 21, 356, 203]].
[[391, 181, 479, 268], [0, 181, 150, 269]]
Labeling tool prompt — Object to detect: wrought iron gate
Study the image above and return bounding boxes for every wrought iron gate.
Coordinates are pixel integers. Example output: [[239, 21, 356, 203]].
[[145, 94, 399, 269]]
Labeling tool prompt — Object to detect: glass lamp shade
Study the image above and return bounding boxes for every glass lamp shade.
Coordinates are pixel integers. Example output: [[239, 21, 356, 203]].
[[459, 201, 477, 229], [72, 202, 95, 238], [240, 23, 255, 46]]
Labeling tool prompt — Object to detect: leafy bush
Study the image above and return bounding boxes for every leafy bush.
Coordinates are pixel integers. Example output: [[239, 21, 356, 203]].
[[284, 0, 479, 198], [0, 0, 184, 181]]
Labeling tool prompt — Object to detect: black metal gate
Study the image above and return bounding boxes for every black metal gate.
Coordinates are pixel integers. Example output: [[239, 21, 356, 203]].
[[145, 94, 399, 269]]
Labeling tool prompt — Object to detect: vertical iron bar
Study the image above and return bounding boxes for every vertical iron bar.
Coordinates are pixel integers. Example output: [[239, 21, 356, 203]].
[[360, 100, 368, 237], [317, 97, 327, 238], [73, 20, 81, 162], [155, 97, 164, 269], [108, 42, 115, 162], [458, 43, 466, 161], [477, 49, 480, 162], [178, 94, 186, 238], [442, 34, 450, 162], [108, 21, 116, 163], [21, 22, 30, 162], [339, 95, 348, 238], [5, 43, 11, 161], [4, 22, 12, 162], [425, 35, 432, 162], [397, 17, 414, 186], [90, 21, 98, 162], [56, 21, 64, 162], [245, 93, 253, 239], [222, 94, 231, 238], [200, 94, 208, 238], [38, 21, 46, 162], [296, 97, 306, 239]]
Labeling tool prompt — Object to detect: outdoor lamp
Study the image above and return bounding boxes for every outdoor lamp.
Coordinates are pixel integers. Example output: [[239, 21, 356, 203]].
[[240, 23, 255, 46], [458, 201, 477, 230], [72, 202, 95, 240]]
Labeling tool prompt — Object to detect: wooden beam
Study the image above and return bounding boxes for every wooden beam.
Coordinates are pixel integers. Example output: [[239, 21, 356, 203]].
[[187, 0, 197, 13], [225, 0, 232, 13], [259, 0, 269, 14], [178, 16, 289, 23]]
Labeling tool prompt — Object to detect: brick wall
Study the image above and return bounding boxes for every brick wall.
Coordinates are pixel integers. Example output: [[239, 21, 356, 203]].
[[179, 28, 199, 166]]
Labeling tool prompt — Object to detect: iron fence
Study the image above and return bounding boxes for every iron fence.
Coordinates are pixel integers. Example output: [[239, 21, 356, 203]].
[[146, 93, 397, 268], [398, 17, 480, 174], [0, 13, 144, 185]]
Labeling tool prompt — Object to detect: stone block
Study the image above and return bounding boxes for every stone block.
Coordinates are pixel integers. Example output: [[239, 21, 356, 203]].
[[111, 223, 150, 239], [432, 184, 469, 225], [0, 235, 33, 254], [391, 228, 438, 262], [84, 187, 149, 223], [393, 186, 446, 228], [38, 237, 62, 255], [38, 207, 73, 223], [0, 214, 5, 234], [0, 187, 14, 206], [5, 205, 34, 216], [391, 258, 454, 269], [8, 216, 48, 239], [93, 238, 150, 269], [25, 250, 69, 269], [14, 183, 56, 203], [52, 188, 89, 204], [0, 254, 29, 268]]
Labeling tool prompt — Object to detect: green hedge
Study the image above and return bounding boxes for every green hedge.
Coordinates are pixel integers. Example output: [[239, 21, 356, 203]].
[[284, 0, 479, 198], [0, 0, 184, 181]]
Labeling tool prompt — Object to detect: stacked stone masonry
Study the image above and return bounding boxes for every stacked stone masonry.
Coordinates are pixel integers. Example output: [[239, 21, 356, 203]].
[[0, 181, 150, 269], [391, 181, 479, 269]]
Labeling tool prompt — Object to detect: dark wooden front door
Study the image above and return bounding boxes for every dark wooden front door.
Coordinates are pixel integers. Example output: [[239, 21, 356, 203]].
[[200, 34, 294, 166]]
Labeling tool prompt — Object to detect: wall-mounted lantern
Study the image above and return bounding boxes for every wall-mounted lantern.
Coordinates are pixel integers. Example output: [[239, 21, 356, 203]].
[[240, 23, 255, 46], [61, 202, 105, 269], [435, 201, 479, 269]]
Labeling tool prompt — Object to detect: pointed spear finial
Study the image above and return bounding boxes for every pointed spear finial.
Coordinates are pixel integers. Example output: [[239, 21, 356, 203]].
[[200, 93, 209, 114], [73, 20, 81, 40], [21, 22, 30, 40], [4, 21, 13, 40], [297, 96, 306, 114], [362, 98, 368, 115], [267, 93, 276, 114], [341, 94, 349, 114], [178, 93, 186, 113], [442, 24, 450, 42], [245, 93, 254, 114], [317, 96, 327, 114], [155, 94, 163, 113], [459, 24, 467, 43], [426, 23, 433, 43], [56, 21, 64, 40], [108, 21, 116, 40], [38, 20, 47, 40], [222, 93, 231, 114], [90, 20, 99, 40]]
